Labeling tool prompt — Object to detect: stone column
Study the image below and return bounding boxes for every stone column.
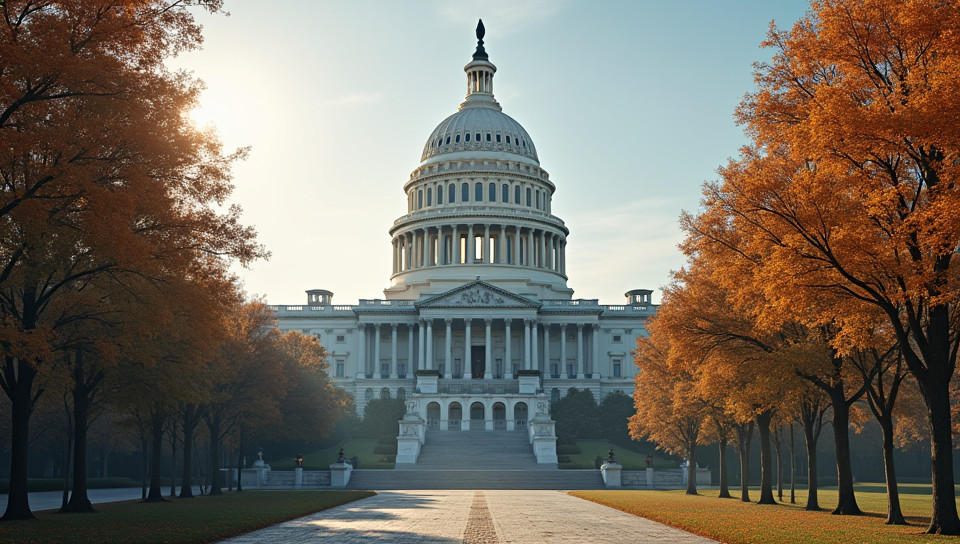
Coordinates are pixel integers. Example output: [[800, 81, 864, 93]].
[[524, 320, 531, 370], [357, 324, 366, 378], [417, 320, 425, 371], [407, 325, 414, 377], [577, 324, 585, 379], [464, 319, 472, 379], [483, 225, 490, 263], [528, 229, 535, 267], [451, 225, 458, 264], [560, 324, 567, 378], [484, 319, 492, 379], [531, 321, 539, 373], [592, 324, 601, 378], [444, 319, 453, 379], [422, 228, 429, 267], [468, 225, 475, 263], [426, 319, 434, 370], [498, 226, 506, 264], [373, 324, 381, 377], [504, 319, 512, 379], [390, 324, 398, 379], [512, 227, 519, 265], [543, 324, 550, 376]]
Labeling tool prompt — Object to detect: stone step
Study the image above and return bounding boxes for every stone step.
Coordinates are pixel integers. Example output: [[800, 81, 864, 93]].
[[402, 430, 544, 470], [347, 469, 604, 490]]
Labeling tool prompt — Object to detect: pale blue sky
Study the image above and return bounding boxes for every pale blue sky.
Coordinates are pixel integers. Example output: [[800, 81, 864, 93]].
[[170, 0, 810, 305]]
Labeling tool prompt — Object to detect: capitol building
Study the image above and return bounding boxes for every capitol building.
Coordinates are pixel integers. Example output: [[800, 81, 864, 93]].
[[273, 23, 656, 457]]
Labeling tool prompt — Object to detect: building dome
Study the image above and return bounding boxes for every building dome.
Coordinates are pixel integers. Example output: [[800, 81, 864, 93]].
[[420, 106, 539, 165]]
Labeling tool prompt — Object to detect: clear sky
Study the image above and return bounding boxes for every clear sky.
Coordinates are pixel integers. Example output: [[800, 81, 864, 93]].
[[168, 0, 811, 306]]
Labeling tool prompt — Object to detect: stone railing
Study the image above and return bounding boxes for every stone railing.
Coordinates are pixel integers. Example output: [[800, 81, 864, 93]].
[[269, 305, 356, 316], [393, 205, 567, 230], [619, 468, 711, 489], [357, 299, 416, 308], [438, 380, 520, 394]]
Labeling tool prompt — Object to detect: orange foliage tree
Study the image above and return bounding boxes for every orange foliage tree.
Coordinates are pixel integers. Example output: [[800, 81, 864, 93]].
[[0, 0, 265, 520], [691, 0, 960, 533]]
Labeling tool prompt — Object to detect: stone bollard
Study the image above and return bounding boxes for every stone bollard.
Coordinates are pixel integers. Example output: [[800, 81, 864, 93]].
[[329, 461, 352, 488], [294, 466, 303, 489], [646, 467, 654, 489]]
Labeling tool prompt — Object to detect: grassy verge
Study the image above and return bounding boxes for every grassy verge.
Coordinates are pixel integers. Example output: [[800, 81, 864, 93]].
[[0, 490, 374, 544], [572, 483, 959, 543], [270, 439, 394, 470], [563, 439, 677, 470], [0, 478, 141, 494]]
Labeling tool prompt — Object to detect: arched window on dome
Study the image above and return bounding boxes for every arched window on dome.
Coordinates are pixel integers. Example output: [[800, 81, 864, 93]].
[[475, 182, 483, 202], [522, 140, 527, 149], [486, 133, 491, 142], [496, 134, 502, 143], [514, 185, 520, 204], [465, 133, 471, 142], [418, 189, 423, 209], [506, 135, 511, 144], [449, 184, 456, 203], [437, 185, 443, 205], [535, 190, 540, 209], [426, 187, 432, 207], [488, 183, 496, 202], [455, 134, 461, 143], [526, 188, 531, 207], [462, 182, 469, 202], [475, 133, 480, 142], [502, 184, 509, 203], [445, 136, 450, 145]]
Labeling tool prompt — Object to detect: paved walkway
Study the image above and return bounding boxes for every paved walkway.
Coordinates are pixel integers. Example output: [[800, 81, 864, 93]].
[[220, 490, 717, 543]]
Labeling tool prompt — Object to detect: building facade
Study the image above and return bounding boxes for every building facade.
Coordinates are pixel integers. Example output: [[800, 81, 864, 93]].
[[272, 23, 656, 433]]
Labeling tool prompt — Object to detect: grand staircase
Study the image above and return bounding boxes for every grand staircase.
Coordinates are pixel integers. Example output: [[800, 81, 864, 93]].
[[347, 431, 604, 490]]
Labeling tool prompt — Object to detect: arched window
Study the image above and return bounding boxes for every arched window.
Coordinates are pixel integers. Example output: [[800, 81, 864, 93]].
[[488, 182, 496, 201], [465, 133, 471, 142], [426, 187, 432, 206], [418, 189, 423, 209], [380, 387, 391, 399], [514, 185, 520, 204], [475, 182, 483, 202], [502, 184, 509, 203], [506, 135, 511, 144], [551, 388, 560, 403], [462, 182, 469, 202], [445, 136, 450, 144], [535, 190, 539, 209], [522, 140, 527, 148], [475, 133, 481, 141], [437, 185, 443, 205], [486, 133, 491, 142], [364, 388, 374, 402], [526, 188, 532, 206], [455, 134, 461, 143], [397, 388, 406, 401], [496, 134, 502, 143], [449, 184, 456, 203]]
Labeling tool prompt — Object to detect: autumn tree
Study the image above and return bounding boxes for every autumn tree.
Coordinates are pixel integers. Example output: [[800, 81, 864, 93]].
[[0, 0, 264, 520], [687, 0, 960, 532]]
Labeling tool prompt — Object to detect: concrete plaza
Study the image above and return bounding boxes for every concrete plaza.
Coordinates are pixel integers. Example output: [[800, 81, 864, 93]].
[[220, 489, 716, 543]]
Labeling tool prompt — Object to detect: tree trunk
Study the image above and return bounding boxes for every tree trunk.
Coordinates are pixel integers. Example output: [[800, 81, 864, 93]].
[[686, 439, 698, 495], [802, 415, 820, 511], [774, 427, 783, 501], [169, 423, 177, 498], [828, 393, 861, 515], [60, 419, 73, 512], [918, 373, 960, 534], [1, 357, 38, 520], [236, 426, 245, 492], [717, 438, 731, 498], [140, 429, 148, 500], [65, 371, 94, 513], [179, 404, 197, 498], [736, 422, 753, 502], [145, 407, 166, 502], [789, 423, 796, 504], [756, 411, 776, 505], [207, 414, 222, 496], [877, 411, 905, 524]]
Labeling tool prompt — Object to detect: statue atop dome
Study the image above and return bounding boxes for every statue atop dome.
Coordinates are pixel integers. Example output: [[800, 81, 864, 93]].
[[473, 19, 488, 60]]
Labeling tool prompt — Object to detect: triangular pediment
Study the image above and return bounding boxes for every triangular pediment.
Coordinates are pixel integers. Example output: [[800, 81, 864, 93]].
[[416, 280, 541, 309]]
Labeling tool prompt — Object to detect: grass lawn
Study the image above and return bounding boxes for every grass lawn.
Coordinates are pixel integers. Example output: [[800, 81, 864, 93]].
[[0, 490, 374, 544], [564, 439, 678, 470], [270, 439, 394, 470], [572, 483, 960, 543]]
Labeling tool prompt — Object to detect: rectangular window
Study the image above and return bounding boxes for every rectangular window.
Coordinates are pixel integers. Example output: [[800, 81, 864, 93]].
[[526, 187, 532, 206], [550, 363, 559, 379], [398, 363, 406, 378], [512, 362, 520, 376], [567, 363, 575, 378], [438, 186, 443, 204], [426, 187, 432, 206], [335, 358, 345, 377], [495, 358, 503, 379], [612, 335, 622, 343], [336, 335, 345, 343], [381, 363, 389, 378], [439, 363, 446, 376], [418, 189, 423, 209], [613, 358, 622, 378]]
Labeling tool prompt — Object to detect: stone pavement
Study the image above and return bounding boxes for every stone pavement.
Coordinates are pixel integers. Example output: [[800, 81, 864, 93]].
[[219, 490, 717, 543]]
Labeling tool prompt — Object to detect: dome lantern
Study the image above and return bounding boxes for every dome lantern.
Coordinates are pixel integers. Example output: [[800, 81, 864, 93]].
[[462, 19, 498, 110]]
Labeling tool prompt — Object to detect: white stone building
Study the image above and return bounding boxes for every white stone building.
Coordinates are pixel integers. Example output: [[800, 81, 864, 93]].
[[272, 22, 657, 439]]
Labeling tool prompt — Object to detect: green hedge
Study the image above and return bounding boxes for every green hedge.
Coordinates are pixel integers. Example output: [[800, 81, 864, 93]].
[[556, 444, 582, 455]]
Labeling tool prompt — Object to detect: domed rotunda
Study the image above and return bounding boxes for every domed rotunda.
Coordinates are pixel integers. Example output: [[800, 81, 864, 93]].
[[272, 22, 656, 464]]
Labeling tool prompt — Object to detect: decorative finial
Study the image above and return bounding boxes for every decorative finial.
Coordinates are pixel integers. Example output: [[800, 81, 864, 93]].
[[473, 19, 488, 60]]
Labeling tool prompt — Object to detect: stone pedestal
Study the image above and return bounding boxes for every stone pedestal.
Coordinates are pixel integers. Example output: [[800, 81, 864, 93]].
[[517, 369, 540, 394], [416, 370, 440, 394], [294, 467, 303, 489], [646, 467, 654, 488], [601, 462, 622, 488], [329, 461, 353, 488], [527, 396, 558, 464], [397, 399, 426, 464]]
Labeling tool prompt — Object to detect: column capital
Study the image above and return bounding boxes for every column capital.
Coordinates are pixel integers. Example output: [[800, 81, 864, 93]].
[[444, 318, 453, 325], [577, 323, 584, 331], [374, 323, 381, 330], [357, 323, 366, 332], [592, 323, 600, 331], [484, 318, 492, 325]]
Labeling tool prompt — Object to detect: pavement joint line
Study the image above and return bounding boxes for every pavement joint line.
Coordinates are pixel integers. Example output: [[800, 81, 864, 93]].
[[463, 490, 501, 544]]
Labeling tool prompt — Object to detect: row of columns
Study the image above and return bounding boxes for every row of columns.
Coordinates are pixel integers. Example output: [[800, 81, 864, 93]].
[[354, 320, 600, 380], [391, 224, 566, 275]]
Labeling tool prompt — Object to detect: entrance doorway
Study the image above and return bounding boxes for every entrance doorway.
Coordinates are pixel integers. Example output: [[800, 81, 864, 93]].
[[471, 345, 485, 379], [449, 402, 462, 431], [493, 402, 506, 430], [470, 402, 485, 431], [514, 402, 528, 431], [427, 402, 441, 431]]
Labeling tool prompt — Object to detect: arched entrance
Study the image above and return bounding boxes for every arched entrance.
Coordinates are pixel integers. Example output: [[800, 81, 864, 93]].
[[470, 402, 485, 431], [493, 402, 506, 430], [448, 402, 462, 431], [427, 402, 441, 431], [514, 402, 528, 431]]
